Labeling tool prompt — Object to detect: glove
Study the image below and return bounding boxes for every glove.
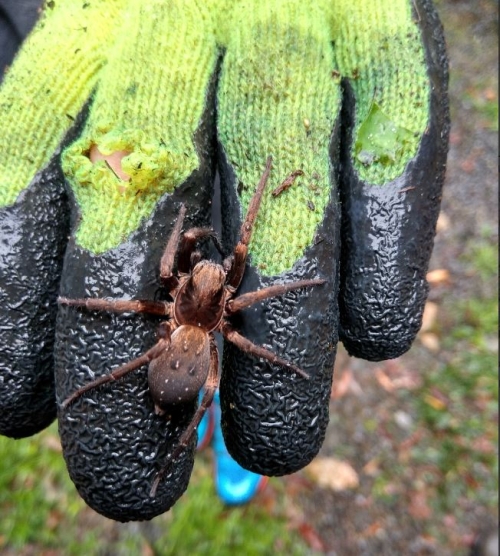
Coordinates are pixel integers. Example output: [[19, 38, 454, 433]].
[[0, 0, 40, 74], [0, 0, 449, 522]]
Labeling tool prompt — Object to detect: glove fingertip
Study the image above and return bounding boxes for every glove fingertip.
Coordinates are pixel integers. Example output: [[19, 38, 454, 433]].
[[338, 0, 449, 362], [0, 158, 70, 438], [218, 149, 340, 476]]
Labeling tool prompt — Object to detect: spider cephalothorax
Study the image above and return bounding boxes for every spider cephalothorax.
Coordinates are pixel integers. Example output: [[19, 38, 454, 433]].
[[59, 156, 324, 496]]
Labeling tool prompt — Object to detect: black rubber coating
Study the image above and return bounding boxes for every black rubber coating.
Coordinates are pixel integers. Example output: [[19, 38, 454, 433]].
[[217, 0, 449, 476], [0, 0, 63, 438], [218, 120, 341, 476], [338, 0, 450, 361], [0, 158, 69, 438], [0, 105, 90, 439], [55, 85, 217, 521]]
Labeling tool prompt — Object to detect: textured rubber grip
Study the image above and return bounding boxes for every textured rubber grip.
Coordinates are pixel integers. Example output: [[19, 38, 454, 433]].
[[0, 104, 90, 438], [56, 98, 217, 521], [0, 157, 69, 438], [338, 0, 450, 361], [218, 124, 341, 475], [0, 1, 76, 438]]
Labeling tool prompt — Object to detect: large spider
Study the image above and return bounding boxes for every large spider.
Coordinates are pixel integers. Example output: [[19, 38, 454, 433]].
[[59, 156, 324, 496]]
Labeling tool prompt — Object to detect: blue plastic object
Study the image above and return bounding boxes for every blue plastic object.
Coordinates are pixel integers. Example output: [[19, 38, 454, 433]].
[[197, 390, 266, 505]]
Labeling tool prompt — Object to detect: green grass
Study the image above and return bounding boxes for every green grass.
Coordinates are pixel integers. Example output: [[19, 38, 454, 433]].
[[0, 428, 310, 555], [412, 237, 498, 514], [362, 237, 498, 556], [154, 469, 306, 556], [0, 424, 100, 554]]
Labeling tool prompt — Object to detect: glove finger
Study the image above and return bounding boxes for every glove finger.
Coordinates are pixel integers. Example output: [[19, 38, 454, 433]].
[[0, 138, 70, 437], [217, 1, 341, 475], [55, 0, 219, 521], [0, 0, 40, 51], [331, 0, 449, 360], [0, 1, 122, 438]]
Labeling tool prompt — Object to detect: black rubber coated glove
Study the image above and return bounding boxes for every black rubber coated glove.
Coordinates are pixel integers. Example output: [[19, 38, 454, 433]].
[[0, 0, 449, 521]]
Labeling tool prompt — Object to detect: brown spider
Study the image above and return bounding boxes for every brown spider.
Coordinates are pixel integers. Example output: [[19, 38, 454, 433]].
[[59, 156, 324, 496]]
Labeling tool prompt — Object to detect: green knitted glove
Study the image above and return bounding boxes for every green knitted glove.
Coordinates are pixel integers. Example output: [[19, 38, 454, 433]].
[[0, 0, 448, 521]]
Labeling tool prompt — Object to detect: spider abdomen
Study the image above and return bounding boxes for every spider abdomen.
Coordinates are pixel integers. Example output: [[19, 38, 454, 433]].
[[148, 325, 210, 409]]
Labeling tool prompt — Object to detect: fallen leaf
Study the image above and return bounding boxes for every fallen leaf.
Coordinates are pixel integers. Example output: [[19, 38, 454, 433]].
[[460, 156, 476, 173], [375, 368, 396, 392], [436, 211, 451, 232], [140, 543, 155, 556], [404, 431, 426, 450], [297, 522, 327, 552], [424, 393, 447, 411], [46, 510, 64, 530], [427, 269, 451, 286], [43, 434, 62, 453], [471, 437, 496, 454], [258, 480, 278, 513], [382, 358, 404, 375], [484, 87, 496, 101], [362, 522, 384, 538], [363, 458, 380, 477], [408, 490, 432, 519], [331, 369, 363, 399], [331, 368, 353, 399], [285, 473, 313, 497], [420, 302, 438, 332], [443, 514, 457, 528], [305, 457, 359, 491], [465, 474, 481, 489], [448, 132, 462, 147], [394, 374, 420, 390], [419, 332, 440, 352]]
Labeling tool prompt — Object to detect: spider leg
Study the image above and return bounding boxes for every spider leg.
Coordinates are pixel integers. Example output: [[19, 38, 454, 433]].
[[221, 322, 309, 379], [60, 333, 172, 409], [226, 279, 325, 314], [58, 297, 172, 317], [150, 337, 219, 497], [177, 228, 225, 273], [160, 204, 187, 288], [225, 156, 273, 289]]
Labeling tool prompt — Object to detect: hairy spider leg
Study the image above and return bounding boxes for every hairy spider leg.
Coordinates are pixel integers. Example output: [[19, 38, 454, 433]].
[[176, 228, 226, 274], [221, 280, 328, 379], [60, 323, 174, 409], [150, 336, 219, 497], [225, 155, 273, 289], [58, 297, 172, 316], [225, 279, 326, 314], [220, 322, 309, 379]]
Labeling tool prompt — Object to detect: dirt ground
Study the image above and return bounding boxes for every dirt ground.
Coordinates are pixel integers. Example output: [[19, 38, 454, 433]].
[[282, 1, 499, 554]]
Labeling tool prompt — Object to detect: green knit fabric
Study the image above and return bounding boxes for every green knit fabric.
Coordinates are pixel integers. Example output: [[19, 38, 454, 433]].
[[217, 0, 341, 276], [0, 0, 430, 275], [0, 0, 122, 208], [326, 0, 429, 184], [217, 0, 429, 274], [62, 0, 218, 252]]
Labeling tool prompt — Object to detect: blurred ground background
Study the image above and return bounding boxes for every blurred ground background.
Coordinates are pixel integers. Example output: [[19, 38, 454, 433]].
[[0, 0, 497, 554]]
